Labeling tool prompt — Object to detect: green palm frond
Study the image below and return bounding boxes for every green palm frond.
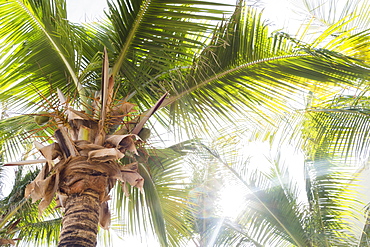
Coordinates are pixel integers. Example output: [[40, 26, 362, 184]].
[[0, 0, 86, 107], [158, 5, 370, 134], [359, 205, 370, 246], [303, 107, 370, 165], [0, 0, 232, 135], [107, 0, 229, 77], [275, 93, 370, 168], [0, 115, 55, 162], [191, 125, 367, 247], [251, 94, 370, 168], [3, 0, 368, 137], [1, 0, 370, 246], [16, 218, 61, 247], [110, 141, 197, 247], [0, 167, 61, 247], [303, 159, 363, 246], [203, 146, 310, 247], [302, 0, 370, 33]]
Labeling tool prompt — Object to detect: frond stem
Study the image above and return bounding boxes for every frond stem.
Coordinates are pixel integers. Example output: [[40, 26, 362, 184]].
[[112, 0, 151, 76], [0, 197, 28, 230], [16, 0, 81, 93], [162, 54, 311, 107]]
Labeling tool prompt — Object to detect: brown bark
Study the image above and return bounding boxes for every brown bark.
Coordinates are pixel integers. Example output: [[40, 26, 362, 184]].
[[57, 158, 111, 247], [58, 190, 101, 247]]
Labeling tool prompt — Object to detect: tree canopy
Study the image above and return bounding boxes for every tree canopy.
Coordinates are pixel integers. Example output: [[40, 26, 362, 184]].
[[0, 0, 370, 246]]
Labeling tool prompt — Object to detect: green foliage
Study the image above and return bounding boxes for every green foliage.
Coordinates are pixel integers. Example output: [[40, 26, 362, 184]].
[[190, 137, 365, 247], [1, 0, 370, 246], [111, 140, 198, 247], [0, 167, 61, 246]]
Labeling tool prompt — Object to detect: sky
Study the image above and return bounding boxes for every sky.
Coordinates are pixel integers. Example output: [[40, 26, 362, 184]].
[[66, 0, 304, 33], [66, 0, 109, 23]]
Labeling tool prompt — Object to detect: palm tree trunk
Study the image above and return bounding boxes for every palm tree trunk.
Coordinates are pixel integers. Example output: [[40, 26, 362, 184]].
[[57, 157, 111, 247], [58, 190, 101, 247]]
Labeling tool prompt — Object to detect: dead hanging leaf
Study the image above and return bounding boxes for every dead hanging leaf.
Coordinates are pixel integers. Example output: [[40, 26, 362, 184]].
[[105, 134, 137, 146], [105, 135, 139, 155], [99, 201, 111, 230], [55, 194, 68, 208], [131, 92, 168, 135], [121, 182, 129, 197], [75, 141, 104, 157], [34, 141, 44, 151], [37, 173, 59, 216], [120, 162, 144, 194], [55, 127, 78, 158], [34, 141, 61, 164], [25, 170, 59, 216], [87, 148, 125, 162], [25, 163, 50, 202], [6, 218, 21, 233], [0, 238, 16, 245], [4, 159, 47, 166], [66, 108, 90, 121], [66, 109, 85, 121], [76, 143, 104, 151], [68, 119, 83, 141], [57, 88, 67, 105], [119, 137, 138, 155], [67, 109, 94, 140], [122, 162, 139, 171], [112, 101, 136, 116]]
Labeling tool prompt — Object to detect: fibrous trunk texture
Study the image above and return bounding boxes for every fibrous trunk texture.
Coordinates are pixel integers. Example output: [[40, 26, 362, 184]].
[[57, 157, 111, 247], [58, 190, 101, 247]]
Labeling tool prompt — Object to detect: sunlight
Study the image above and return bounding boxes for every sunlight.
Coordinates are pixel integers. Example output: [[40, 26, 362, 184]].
[[219, 183, 247, 219], [207, 216, 226, 247]]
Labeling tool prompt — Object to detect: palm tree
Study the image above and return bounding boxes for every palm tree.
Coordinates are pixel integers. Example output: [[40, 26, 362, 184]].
[[181, 1, 370, 245], [0, 167, 62, 246], [210, 1, 370, 245], [0, 0, 369, 246], [193, 139, 365, 246]]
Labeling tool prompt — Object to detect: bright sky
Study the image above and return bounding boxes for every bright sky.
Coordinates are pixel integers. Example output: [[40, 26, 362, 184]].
[[66, 0, 108, 23], [66, 0, 303, 32]]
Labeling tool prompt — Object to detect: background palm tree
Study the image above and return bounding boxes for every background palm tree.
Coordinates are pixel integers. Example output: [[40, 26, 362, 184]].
[[191, 1, 370, 245], [0, 0, 369, 246], [191, 138, 365, 246]]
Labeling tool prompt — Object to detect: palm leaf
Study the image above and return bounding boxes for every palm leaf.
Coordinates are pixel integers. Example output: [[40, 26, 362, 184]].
[[156, 5, 370, 134], [0, 0, 86, 108], [302, 0, 370, 34], [200, 145, 310, 247], [111, 141, 196, 246], [107, 0, 229, 76], [0, 167, 61, 247], [0, 115, 54, 163], [191, 122, 367, 246]]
